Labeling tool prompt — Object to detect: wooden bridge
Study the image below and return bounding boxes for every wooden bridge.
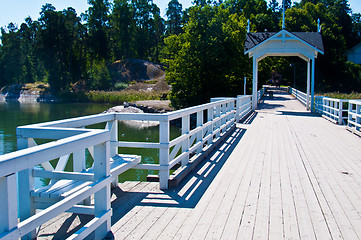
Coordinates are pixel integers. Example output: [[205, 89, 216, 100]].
[[37, 89, 361, 239], [1, 88, 361, 239]]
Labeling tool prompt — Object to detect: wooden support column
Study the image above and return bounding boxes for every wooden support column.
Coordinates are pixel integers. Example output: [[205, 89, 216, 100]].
[[311, 57, 315, 112], [107, 120, 119, 187], [306, 59, 311, 110], [17, 137, 36, 240], [0, 174, 18, 235], [94, 141, 111, 239], [181, 115, 190, 166], [159, 121, 170, 189], [252, 57, 258, 110]]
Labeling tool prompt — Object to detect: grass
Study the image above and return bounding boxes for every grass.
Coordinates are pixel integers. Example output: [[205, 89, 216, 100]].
[[316, 92, 361, 100], [58, 89, 169, 104]]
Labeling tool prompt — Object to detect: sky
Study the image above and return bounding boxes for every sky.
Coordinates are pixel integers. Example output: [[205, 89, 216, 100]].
[[0, 0, 361, 29]]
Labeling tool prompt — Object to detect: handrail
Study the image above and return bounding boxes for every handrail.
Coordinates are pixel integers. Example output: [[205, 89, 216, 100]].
[[314, 96, 348, 125], [289, 87, 349, 125], [347, 100, 361, 136], [289, 87, 309, 107], [0, 93, 254, 239], [257, 88, 265, 102]]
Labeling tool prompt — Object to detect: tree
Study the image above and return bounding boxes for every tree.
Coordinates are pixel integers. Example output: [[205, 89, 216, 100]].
[[285, 1, 361, 92], [131, 0, 164, 61], [86, 0, 111, 60], [0, 23, 23, 85], [164, 5, 249, 108], [166, 0, 183, 36], [110, 0, 135, 59], [37, 4, 84, 92]]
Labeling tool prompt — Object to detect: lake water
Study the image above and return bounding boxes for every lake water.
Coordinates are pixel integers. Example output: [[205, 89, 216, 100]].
[[0, 102, 179, 185]]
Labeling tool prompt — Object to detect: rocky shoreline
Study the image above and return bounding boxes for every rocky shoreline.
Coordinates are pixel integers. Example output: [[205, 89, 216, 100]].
[[0, 84, 56, 103]]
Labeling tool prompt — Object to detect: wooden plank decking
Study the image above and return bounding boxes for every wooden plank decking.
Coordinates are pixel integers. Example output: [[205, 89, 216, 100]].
[[38, 90, 361, 239]]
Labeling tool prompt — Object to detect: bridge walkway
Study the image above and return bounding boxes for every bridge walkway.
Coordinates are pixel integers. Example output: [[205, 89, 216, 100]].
[[38, 90, 361, 239]]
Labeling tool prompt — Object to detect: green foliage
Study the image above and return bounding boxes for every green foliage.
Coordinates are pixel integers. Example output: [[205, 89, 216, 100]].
[[317, 91, 361, 99], [166, 0, 183, 36], [114, 82, 129, 90], [58, 89, 165, 104], [164, 5, 249, 108], [1, 0, 361, 103], [88, 60, 111, 90]]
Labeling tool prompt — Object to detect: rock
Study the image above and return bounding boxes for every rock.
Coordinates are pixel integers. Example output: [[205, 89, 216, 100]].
[[104, 105, 159, 129]]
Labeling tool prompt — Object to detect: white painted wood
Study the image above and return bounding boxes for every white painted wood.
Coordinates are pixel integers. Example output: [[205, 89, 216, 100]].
[[311, 57, 315, 111], [94, 142, 111, 239], [181, 115, 190, 166], [0, 174, 17, 233], [196, 110, 203, 154], [307, 60, 311, 110], [252, 58, 258, 110], [33, 170, 94, 181], [68, 209, 112, 240], [0, 177, 110, 239], [0, 92, 253, 239], [73, 150, 85, 172], [0, 130, 110, 178], [159, 121, 170, 189], [16, 137, 37, 240], [55, 154, 71, 171]]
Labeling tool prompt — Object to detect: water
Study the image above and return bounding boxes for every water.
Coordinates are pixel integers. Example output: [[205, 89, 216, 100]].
[[0, 102, 180, 186]]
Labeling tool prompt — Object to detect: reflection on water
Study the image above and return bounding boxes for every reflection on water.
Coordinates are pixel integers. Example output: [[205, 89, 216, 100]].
[[0, 102, 180, 187]]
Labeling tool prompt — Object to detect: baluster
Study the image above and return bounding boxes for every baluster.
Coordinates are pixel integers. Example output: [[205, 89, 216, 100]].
[[236, 96, 241, 122], [17, 137, 36, 239], [338, 101, 342, 124], [356, 103, 361, 132], [94, 141, 111, 239], [107, 120, 118, 187], [196, 110, 203, 154], [222, 103, 226, 132], [181, 115, 190, 166], [159, 121, 170, 189], [215, 105, 221, 138], [0, 174, 17, 235], [207, 107, 214, 145]]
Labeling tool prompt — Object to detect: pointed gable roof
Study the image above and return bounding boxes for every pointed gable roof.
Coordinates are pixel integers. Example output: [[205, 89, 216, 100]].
[[244, 30, 324, 54]]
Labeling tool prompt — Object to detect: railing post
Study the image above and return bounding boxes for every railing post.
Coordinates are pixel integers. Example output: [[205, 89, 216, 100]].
[[159, 121, 170, 189], [17, 137, 36, 240], [338, 100, 343, 125], [236, 97, 241, 123], [207, 107, 214, 145], [196, 110, 203, 154], [356, 102, 361, 132], [181, 115, 190, 166], [221, 103, 226, 130], [215, 105, 221, 138], [107, 120, 118, 187], [0, 174, 18, 235], [94, 141, 111, 239]]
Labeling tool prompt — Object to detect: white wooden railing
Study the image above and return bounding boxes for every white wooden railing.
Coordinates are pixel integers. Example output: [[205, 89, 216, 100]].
[[0, 94, 253, 239], [289, 87, 349, 125], [289, 87, 309, 107], [0, 113, 114, 239], [347, 100, 361, 136], [257, 88, 265, 102], [314, 96, 349, 125]]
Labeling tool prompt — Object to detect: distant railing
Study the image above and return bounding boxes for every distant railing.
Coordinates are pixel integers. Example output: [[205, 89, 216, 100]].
[[289, 87, 309, 107], [347, 100, 361, 136], [0, 94, 253, 239], [289, 87, 349, 125], [314, 96, 349, 125], [257, 88, 265, 102]]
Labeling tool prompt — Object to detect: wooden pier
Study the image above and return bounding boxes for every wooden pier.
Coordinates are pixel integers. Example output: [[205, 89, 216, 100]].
[[37, 90, 361, 239]]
